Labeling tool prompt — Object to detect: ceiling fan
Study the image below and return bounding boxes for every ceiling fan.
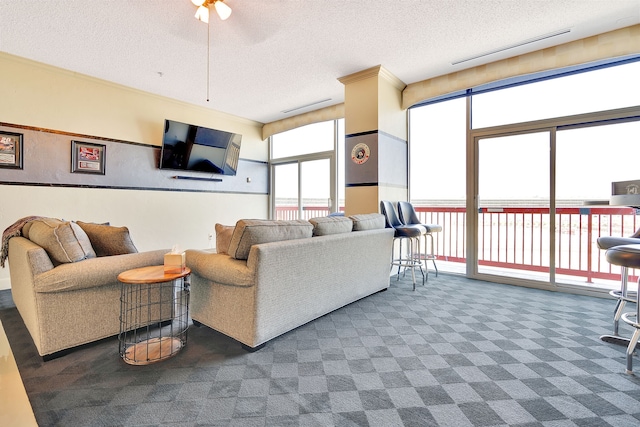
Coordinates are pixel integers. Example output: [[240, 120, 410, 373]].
[[191, 0, 232, 23], [190, 0, 232, 102]]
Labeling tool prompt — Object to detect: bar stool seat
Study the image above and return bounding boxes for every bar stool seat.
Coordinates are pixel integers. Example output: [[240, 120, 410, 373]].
[[604, 243, 640, 374], [597, 236, 640, 340]]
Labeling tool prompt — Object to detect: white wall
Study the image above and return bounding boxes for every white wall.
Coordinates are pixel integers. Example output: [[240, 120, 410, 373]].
[[0, 52, 268, 289]]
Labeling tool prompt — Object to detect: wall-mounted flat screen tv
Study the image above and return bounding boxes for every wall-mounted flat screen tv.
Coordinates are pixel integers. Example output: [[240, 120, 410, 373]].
[[159, 119, 242, 176]]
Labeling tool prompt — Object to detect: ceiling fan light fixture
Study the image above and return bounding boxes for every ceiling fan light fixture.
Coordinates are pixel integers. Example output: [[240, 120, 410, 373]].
[[214, 0, 232, 20], [191, 0, 231, 23], [194, 5, 209, 23]]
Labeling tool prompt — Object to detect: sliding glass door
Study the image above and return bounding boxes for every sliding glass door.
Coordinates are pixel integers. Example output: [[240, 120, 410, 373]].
[[470, 115, 640, 291], [555, 120, 640, 288], [475, 131, 551, 283]]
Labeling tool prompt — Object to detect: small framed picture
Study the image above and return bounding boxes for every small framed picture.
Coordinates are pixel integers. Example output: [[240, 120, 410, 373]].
[[71, 141, 106, 175], [0, 131, 23, 169]]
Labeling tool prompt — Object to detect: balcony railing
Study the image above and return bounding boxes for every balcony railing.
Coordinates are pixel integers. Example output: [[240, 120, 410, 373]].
[[275, 204, 638, 285], [275, 206, 335, 220]]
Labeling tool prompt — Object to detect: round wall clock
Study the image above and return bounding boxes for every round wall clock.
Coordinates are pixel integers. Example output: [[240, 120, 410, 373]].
[[351, 143, 370, 165]]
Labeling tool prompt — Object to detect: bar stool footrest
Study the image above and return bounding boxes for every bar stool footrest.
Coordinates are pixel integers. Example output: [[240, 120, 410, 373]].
[[621, 312, 639, 328], [609, 289, 638, 303], [600, 334, 640, 350]]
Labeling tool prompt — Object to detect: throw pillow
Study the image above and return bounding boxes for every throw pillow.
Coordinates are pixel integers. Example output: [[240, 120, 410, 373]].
[[228, 219, 313, 260], [28, 218, 96, 264], [309, 216, 353, 236], [350, 213, 385, 231], [21, 221, 34, 239], [215, 223, 234, 254], [75, 221, 138, 256]]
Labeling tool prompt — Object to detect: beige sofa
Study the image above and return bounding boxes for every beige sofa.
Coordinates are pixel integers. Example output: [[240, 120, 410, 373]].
[[6, 218, 167, 359], [185, 214, 395, 350]]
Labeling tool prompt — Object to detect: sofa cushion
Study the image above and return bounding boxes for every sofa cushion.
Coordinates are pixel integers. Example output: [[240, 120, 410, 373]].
[[309, 216, 353, 236], [350, 213, 386, 231], [28, 218, 96, 264], [75, 221, 138, 256], [215, 223, 235, 255], [228, 219, 313, 260]]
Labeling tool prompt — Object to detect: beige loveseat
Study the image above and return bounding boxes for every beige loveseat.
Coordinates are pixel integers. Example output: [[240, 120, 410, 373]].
[[5, 217, 167, 359], [185, 214, 394, 351]]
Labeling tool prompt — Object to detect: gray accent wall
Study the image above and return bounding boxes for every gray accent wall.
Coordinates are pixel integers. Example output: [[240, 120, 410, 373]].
[[345, 132, 378, 186], [345, 130, 407, 188], [0, 124, 268, 194]]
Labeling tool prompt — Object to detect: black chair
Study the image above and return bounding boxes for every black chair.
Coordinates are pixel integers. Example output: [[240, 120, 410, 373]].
[[380, 200, 424, 290], [597, 231, 640, 344], [397, 201, 442, 278]]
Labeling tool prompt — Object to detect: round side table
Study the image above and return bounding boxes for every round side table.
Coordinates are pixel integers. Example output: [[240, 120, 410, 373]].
[[117, 266, 191, 365]]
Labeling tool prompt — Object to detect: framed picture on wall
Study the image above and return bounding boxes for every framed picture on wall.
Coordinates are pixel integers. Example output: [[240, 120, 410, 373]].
[[71, 141, 106, 175], [0, 131, 23, 169]]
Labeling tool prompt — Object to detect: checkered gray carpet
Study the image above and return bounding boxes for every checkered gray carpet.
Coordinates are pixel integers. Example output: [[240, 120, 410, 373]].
[[1, 274, 639, 426]]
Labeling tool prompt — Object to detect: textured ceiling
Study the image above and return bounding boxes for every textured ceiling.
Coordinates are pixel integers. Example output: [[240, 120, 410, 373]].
[[1, 0, 639, 124]]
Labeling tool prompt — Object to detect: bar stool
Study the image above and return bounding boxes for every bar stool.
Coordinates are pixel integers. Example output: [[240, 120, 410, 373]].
[[380, 200, 424, 290], [397, 201, 442, 279], [604, 244, 640, 374], [597, 234, 640, 343]]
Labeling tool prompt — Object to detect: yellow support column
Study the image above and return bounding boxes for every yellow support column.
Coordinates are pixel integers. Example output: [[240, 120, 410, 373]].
[[339, 65, 408, 216]]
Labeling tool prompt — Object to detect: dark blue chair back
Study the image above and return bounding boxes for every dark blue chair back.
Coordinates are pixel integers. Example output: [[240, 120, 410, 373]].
[[380, 200, 403, 228], [397, 201, 421, 226]]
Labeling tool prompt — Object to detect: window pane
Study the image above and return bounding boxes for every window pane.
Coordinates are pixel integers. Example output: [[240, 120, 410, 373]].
[[477, 132, 550, 282], [478, 133, 549, 202], [472, 61, 640, 128], [302, 159, 331, 219], [409, 98, 466, 202], [272, 121, 334, 158], [410, 99, 467, 276], [273, 163, 298, 220], [337, 119, 345, 212], [557, 121, 640, 202]]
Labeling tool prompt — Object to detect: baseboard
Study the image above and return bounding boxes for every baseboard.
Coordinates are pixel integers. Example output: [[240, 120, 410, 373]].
[[0, 277, 11, 291]]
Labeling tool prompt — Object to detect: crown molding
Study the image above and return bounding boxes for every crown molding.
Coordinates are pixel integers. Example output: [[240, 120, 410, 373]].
[[338, 65, 406, 90]]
